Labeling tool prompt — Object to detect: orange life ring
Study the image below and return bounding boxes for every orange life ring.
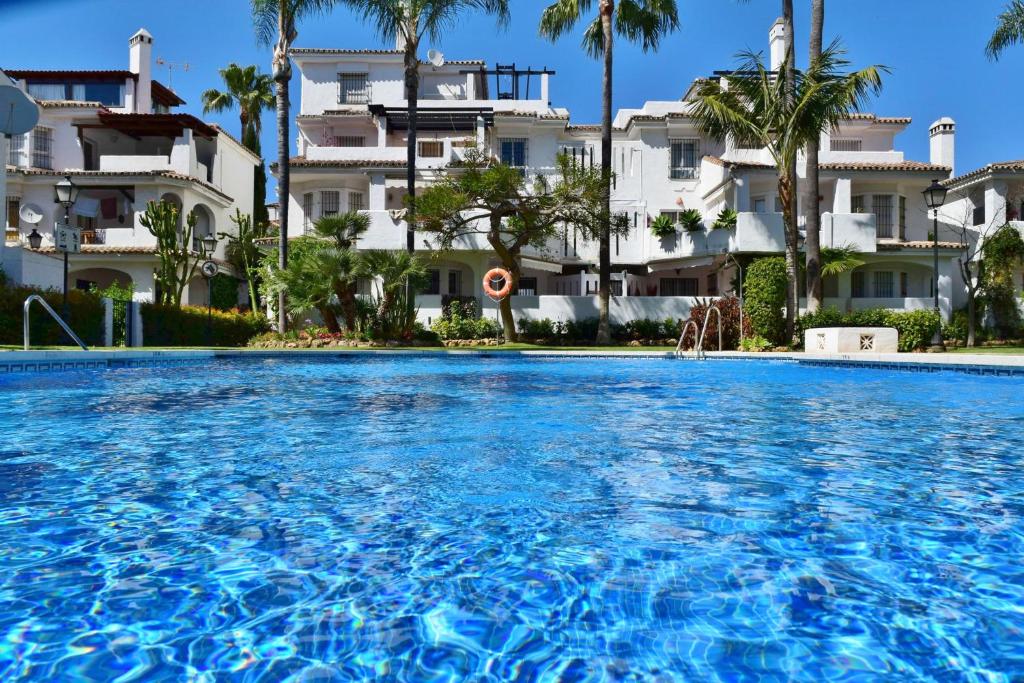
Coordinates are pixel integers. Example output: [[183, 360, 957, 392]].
[[483, 267, 513, 300]]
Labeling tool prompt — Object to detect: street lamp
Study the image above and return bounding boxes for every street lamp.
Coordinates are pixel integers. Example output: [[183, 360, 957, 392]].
[[27, 228, 42, 249], [922, 179, 948, 352], [53, 174, 80, 319], [199, 233, 219, 346]]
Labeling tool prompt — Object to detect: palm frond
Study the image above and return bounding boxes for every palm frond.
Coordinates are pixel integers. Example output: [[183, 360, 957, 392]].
[[987, 0, 1024, 60], [615, 0, 679, 53], [538, 0, 591, 42], [820, 245, 865, 276]]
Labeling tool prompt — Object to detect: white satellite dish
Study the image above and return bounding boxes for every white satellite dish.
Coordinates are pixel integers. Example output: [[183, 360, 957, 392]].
[[0, 72, 40, 137], [427, 49, 445, 68], [19, 203, 44, 225]]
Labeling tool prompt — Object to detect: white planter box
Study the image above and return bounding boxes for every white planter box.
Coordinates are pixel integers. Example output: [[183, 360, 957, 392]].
[[805, 327, 899, 353]]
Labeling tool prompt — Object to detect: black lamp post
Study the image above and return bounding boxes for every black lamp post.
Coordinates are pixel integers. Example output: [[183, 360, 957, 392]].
[[200, 234, 218, 346], [53, 174, 80, 320], [922, 179, 948, 352], [27, 228, 43, 249]]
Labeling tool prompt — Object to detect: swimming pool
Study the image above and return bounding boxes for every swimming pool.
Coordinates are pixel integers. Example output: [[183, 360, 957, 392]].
[[1, 355, 1022, 681]]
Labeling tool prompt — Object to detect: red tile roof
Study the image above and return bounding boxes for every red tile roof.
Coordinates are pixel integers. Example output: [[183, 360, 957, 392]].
[[944, 160, 1024, 187], [819, 161, 949, 173], [30, 246, 158, 255], [282, 157, 407, 169], [877, 241, 962, 251], [6, 166, 233, 202]]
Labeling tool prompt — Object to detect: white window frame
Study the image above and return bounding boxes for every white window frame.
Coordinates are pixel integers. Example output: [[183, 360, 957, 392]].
[[302, 192, 314, 232], [8, 132, 25, 167], [320, 190, 340, 217], [31, 127, 53, 170], [417, 140, 444, 158], [347, 191, 365, 212], [328, 135, 365, 148], [873, 270, 895, 298], [669, 138, 700, 180], [830, 138, 863, 152], [874, 194, 895, 239], [498, 137, 528, 175], [337, 73, 369, 104]]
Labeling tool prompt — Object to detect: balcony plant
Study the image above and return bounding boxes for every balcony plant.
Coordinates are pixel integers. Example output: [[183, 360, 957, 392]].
[[679, 208, 703, 232], [712, 207, 738, 230], [650, 214, 677, 238]]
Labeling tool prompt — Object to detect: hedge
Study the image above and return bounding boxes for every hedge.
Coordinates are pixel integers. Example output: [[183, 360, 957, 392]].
[[0, 281, 104, 346], [796, 307, 941, 352], [745, 257, 788, 345], [142, 304, 270, 347]]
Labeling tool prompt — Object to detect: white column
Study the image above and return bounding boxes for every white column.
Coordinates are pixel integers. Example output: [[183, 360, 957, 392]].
[[833, 177, 852, 214], [733, 176, 750, 212], [938, 256, 955, 322], [377, 116, 387, 148], [369, 173, 386, 210], [985, 179, 1008, 228], [540, 74, 550, 104], [0, 135, 7, 267], [466, 73, 476, 101]]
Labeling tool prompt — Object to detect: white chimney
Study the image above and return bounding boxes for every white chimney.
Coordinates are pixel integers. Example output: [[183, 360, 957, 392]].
[[769, 18, 786, 73], [929, 117, 955, 176], [129, 28, 153, 114]]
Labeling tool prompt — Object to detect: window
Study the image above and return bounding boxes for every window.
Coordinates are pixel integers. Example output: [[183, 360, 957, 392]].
[[873, 271, 895, 298], [320, 191, 340, 217], [973, 203, 986, 227], [900, 272, 909, 298], [328, 135, 364, 147], [753, 197, 767, 213], [8, 133, 24, 166], [31, 127, 53, 169], [27, 80, 124, 106], [6, 197, 19, 229], [669, 138, 699, 179], [418, 140, 444, 158], [337, 73, 369, 104], [499, 138, 528, 174], [874, 195, 894, 238], [516, 277, 538, 296], [447, 270, 463, 296], [852, 271, 866, 298], [898, 195, 907, 240], [27, 83, 65, 100], [302, 193, 314, 231], [851, 195, 866, 214], [706, 273, 719, 296], [831, 138, 863, 152], [425, 269, 441, 295], [559, 144, 595, 169], [660, 277, 699, 296], [347, 192, 365, 212]]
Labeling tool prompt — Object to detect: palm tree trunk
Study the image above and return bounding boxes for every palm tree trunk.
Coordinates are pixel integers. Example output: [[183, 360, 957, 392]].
[[276, 74, 290, 333], [805, 0, 825, 314], [318, 304, 341, 333], [596, 0, 614, 345], [782, 0, 798, 342], [967, 286, 976, 347], [404, 24, 419, 318]]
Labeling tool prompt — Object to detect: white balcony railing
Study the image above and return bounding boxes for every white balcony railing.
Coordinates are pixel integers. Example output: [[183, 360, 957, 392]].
[[99, 155, 173, 173]]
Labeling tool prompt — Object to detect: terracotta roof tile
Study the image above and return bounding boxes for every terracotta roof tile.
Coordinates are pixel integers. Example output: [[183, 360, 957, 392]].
[[283, 156, 407, 169], [37, 100, 105, 109], [6, 167, 233, 201], [31, 246, 158, 255], [819, 161, 949, 173], [877, 241, 962, 251], [944, 160, 1024, 187], [841, 114, 912, 124]]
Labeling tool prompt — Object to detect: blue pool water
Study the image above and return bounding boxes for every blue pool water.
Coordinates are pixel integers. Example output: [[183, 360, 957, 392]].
[[1, 356, 1023, 681]]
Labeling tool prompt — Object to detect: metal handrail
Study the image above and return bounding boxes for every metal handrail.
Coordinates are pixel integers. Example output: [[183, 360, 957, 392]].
[[675, 320, 700, 356], [23, 295, 89, 351], [695, 305, 723, 360]]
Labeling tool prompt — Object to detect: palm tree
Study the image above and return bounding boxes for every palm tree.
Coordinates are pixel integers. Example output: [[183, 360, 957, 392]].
[[987, 0, 1024, 59], [202, 63, 275, 228], [358, 249, 427, 338], [262, 235, 343, 332], [690, 44, 884, 339], [252, 0, 339, 333], [820, 245, 864, 277], [540, 0, 679, 344], [201, 63, 275, 148], [312, 212, 370, 329], [804, 0, 825, 314], [338, 0, 510, 312]]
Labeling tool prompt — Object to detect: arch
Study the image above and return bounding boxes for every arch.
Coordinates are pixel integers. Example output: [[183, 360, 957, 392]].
[[850, 261, 935, 299], [68, 267, 134, 294], [190, 203, 216, 253]]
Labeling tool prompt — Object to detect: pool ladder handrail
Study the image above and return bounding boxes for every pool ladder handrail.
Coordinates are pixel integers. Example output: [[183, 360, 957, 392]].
[[674, 305, 723, 360], [23, 295, 89, 351]]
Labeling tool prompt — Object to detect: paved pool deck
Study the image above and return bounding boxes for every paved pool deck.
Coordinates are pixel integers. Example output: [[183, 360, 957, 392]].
[[1, 348, 1024, 375]]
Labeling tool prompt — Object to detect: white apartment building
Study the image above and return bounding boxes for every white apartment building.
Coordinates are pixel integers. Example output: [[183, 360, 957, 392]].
[[285, 19, 964, 326], [2, 29, 259, 306]]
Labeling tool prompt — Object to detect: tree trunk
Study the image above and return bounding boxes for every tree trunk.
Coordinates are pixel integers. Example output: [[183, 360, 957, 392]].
[[499, 290, 518, 342], [804, 0, 825, 314], [333, 280, 358, 331], [782, 0, 798, 342], [275, 72, 290, 333], [967, 286, 976, 347], [596, 0, 614, 345], [488, 221, 520, 342], [404, 24, 419, 318], [318, 305, 341, 334]]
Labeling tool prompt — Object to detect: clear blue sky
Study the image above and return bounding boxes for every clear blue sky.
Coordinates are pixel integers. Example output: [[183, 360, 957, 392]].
[[2, 0, 1020, 197]]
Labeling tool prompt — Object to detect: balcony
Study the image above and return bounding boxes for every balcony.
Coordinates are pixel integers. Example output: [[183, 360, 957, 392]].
[[99, 154, 174, 173], [821, 213, 877, 252]]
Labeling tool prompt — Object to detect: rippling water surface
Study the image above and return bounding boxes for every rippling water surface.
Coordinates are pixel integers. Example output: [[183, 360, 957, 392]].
[[1, 356, 1023, 681]]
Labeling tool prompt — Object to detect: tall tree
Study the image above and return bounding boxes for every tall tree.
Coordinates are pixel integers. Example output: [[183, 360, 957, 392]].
[[201, 63, 275, 226], [312, 212, 370, 330], [987, 0, 1024, 59], [804, 0, 825, 313], [690, 44, 884, 336], [339, 0, 510, 306], [223, 209, 271, 311], [779, 0, 799, 339], [252, 0, 338, 333], [540, 0, 679, 344]]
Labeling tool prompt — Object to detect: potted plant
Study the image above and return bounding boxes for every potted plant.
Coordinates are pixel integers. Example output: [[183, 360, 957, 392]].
[[650, 214, 677, 238], [679, 208, 703, 232], [712, 207, 738, 230]]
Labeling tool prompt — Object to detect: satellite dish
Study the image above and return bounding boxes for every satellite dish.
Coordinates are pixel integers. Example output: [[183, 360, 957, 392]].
[[427, 49, 445, 68], [19, 203, 44, 225], [0, 75, 40, 137]]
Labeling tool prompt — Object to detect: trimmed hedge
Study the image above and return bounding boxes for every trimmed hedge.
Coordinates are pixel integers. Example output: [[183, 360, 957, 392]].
[[142, 304, 270, 347], [0, 282, 104, 346], [796, 307, 941, 352], [745, 257, 788, 345]]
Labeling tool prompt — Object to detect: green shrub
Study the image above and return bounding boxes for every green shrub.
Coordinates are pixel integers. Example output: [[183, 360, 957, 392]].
[[745, 257, 788, 345], [650, 214, 676, 238], [432, 301, 502, 340], [210, 274, 240, 311], [740, 335, 773, 352], [141, 304, 270, 347], [679, 209, 703, 232], [678, 296, 749, 350], [712, 207, 738, 230], [0, 282, 104, 346], [517, 317, 561, 340], [563, 317, 599, 342], [796, 307, 941, 352]]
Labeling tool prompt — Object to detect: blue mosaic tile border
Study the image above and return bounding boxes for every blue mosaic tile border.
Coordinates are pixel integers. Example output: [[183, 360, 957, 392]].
[[797, 359, 1024, 377], [0, 357, 207, 374]]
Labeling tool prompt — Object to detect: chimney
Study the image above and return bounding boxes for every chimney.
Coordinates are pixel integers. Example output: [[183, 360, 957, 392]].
[[929, 117, 955, 176], [129, 28, 153, 114], [769, 18, 786, 73]]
